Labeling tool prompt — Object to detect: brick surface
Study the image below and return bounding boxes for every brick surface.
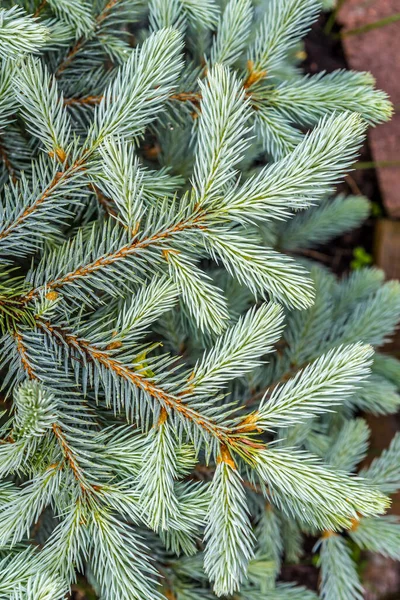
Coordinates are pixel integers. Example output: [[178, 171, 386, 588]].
[[374, 219, 400, 280], [339, 0, 400, 217]]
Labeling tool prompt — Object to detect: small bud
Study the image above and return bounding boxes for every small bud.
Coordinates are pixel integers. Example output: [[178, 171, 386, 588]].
[[45, 291, 59, 301]]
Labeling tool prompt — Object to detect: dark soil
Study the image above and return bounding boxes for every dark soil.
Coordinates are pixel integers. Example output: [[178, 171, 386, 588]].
[[302, 13, 384, 277]]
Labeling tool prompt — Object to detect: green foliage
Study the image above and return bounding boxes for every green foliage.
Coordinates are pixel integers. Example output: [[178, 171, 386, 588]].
[[0, 1, 399, 599], [351, 246, 373, 270]]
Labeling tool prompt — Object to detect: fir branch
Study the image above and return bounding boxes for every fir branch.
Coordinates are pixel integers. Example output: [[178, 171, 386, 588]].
[[360, 432, 400, 494], [97, 137, 145, 231], [349, 516, 400, 560], [0, 7, 49, 60], [15, 57, 72, 158], [247, 0, 319, 80], [256, 343, 373, 430], [316, 533, 363, 600], [253, 104, 303, 160], [204, 458, 255, 596], [210, 0, 253, 67], [193, 65, 252, 207], [254, 447, 389, 530]]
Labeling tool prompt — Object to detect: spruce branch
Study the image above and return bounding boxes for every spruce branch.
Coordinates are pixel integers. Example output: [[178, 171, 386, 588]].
[[280, 195, 370, 251], [349, 516, 400, 560], [189, 303, 284, 397], [34, 320, 250, 451], [1, 1, 399, 596], [254, 447, 389, 530], [325, 418, 370, 473], [202, 228, 314, 309], [138, 415, 183, 531], [360, 432, 400, 494], [0, 7, 49, 60], [46, 0, 94, 38], [0, 157, 85, 257], [204, 457, 255, 596], [0, 381, 56, 477], [193, 65, 252, 207], [15, 57, 72, 158], [54, 0, 141, 76], [256, 343, 373, 429], [88, 510, 164, 600], [316, 533, 363, 600], [266, 70, 393, 127], [88, 27, 184, 145], [247, 0, 320, 79], [210, 0, 253, 67], [219, 112, 367, 223]]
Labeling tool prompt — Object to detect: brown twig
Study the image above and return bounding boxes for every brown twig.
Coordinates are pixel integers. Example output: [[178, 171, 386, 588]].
[[64, 95, 103, 107], [0, 138, 17, 184], [33, 0, 47, 18], [243, 60, 267, 89], [38, 321, 245, 448], [24, 212, 206, 302], [13, 330, 93, 491], [14, 332, 37, 380], [56, 0, 123, 77], [52, 423, 91, 491], [0, 161, 81, 244]]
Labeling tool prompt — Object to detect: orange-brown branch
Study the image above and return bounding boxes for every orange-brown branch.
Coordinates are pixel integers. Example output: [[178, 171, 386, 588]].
[[14, 332, 37, 380], [13, 330, 92, 492], [170, 91, 202, 106], [63, 91, 202, 109], [56, 39, 85, 77], [33, 0, 47, 17], [90, 183, 118, 217], [0, 139, 17, 184], [52, 423, 90, 491], [0, 161, 82, 244], [96, 0, 120, 25], [243, 60, 267, 89], [348, 516, 360, 532], [25, 212, 205, 302], [321, 529, 337, 539], [56, 0, 121, 77], [217, 443, 236, 469], [64, 95, 103, 107], [40, 321, 244, 448], [62, 89, 253, 112]]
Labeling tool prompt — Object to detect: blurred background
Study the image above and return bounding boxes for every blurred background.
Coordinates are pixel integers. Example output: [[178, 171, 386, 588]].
[[282, 2, 400, 598]]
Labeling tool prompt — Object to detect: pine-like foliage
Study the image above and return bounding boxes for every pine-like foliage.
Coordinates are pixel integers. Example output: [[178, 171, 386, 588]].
[[0, 1, 399, 599]]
